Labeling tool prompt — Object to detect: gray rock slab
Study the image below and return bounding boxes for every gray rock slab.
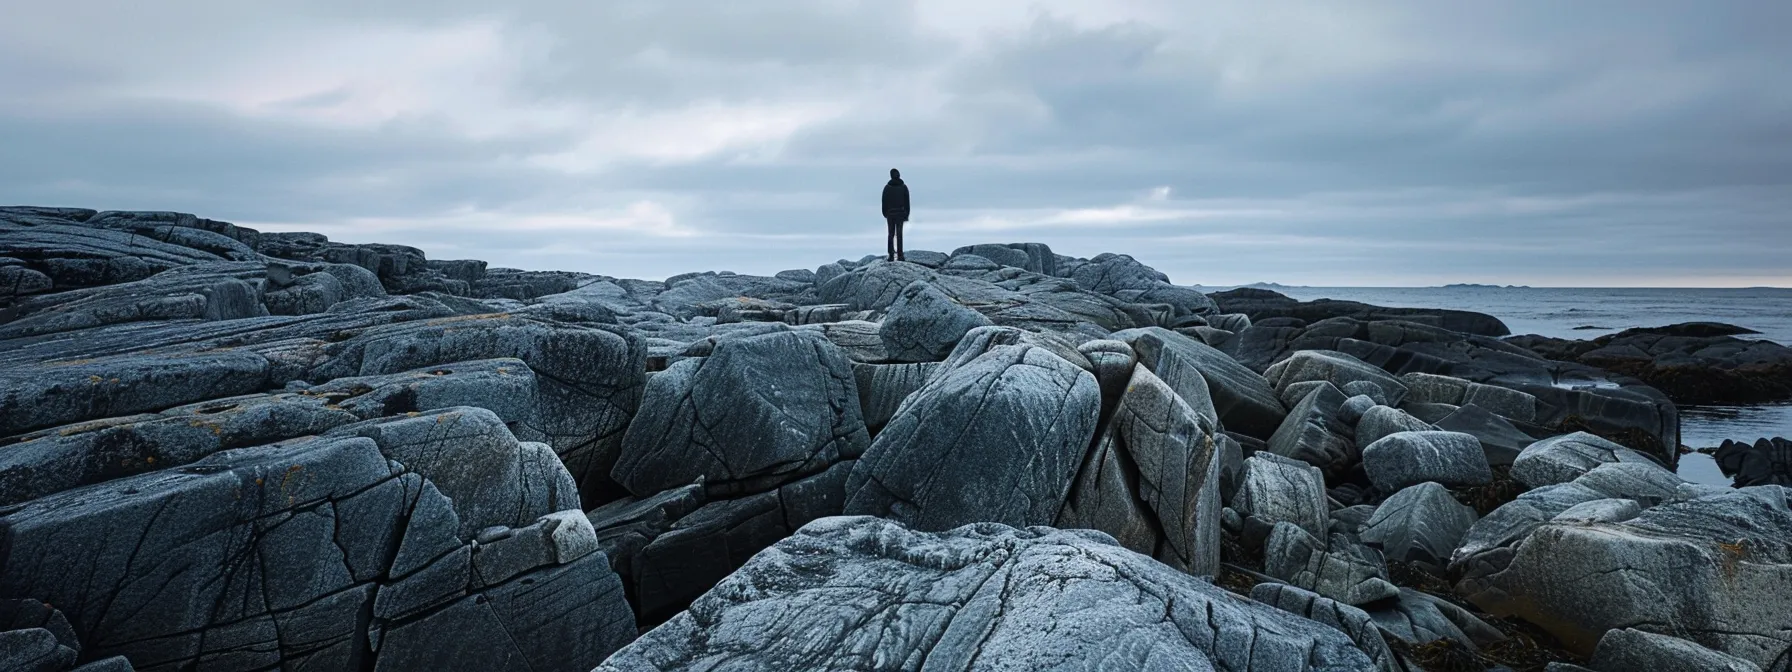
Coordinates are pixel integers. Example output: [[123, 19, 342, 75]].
[[1433, 403, 1537, 466], [844, 344, 1100, 531], [1590, 628, 1763, 672], [1115, 326, 1287, 438], [1401, 372, 1470, 405], [1361, 431, 1492, 492], [1463, 382, 1538, 422], [1235, 453, 1330, 542], [1512, 431, 1666, 489], [1462, 487, 1792, 666], [1057, 365, 1222, 575], [1268, 381, 1356, 477], [878, 280, 993, 362], [1265, 350, 1409, 407], [598, 516, 1375, 671], [850, 361, 937, 434], [1250, 583, 1399, 672], [1263, 522, 1401, 606], [612, 330, 868, 497], [1366, 588, 1506, 651], [1360, 482, 1478, 573], [1355, 405, 1436, 448]]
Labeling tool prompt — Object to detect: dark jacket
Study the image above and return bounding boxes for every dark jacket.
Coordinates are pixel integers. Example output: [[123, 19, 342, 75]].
[[882, 178, 910, 221]]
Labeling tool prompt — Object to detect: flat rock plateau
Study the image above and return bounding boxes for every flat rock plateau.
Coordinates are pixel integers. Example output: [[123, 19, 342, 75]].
[[2, 207, 1789, 672]]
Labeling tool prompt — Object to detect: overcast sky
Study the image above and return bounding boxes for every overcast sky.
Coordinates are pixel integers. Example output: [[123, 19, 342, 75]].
[[3, 1, 1788, 286]]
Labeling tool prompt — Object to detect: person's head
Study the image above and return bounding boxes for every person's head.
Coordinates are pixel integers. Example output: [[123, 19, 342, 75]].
[[890, 168, 900, 179]]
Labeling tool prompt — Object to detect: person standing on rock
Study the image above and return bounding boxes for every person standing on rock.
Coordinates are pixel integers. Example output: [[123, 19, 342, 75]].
[[882, 168, 910, 262]]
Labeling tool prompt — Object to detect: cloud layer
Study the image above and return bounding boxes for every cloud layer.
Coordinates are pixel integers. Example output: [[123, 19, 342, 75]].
[[4, 1, 1788, 285]]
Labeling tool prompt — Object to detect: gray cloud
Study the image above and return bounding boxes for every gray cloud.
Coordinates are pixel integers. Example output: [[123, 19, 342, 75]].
[[2, 1, 1788, 286]]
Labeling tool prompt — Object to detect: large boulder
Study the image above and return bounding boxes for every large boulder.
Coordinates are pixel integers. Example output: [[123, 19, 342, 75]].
[[1714, 437, 1792, 488], [597, 516, 1377, 671], [878, 280, 993, 362], [1265, 350, 1409, 407], [1114, 326, 1287, 438], [1355, 405, 1435, 448], [621, 462, 853, 623], [612, 330, 868, 497], [0, 434, 636, 671], [1458, 486, 1792, 666], [816, 260, 937, 312], [1057, 365, 1223, 575], [844, 343, 1101, 531], [1267, 382, 1356, 477], [1263, 522, 1401, 606], [850, 361, 937, 435], [1512, 431, 1667, 489], [1233, 453, 1329, 544], [1069, 253, 1217, 317], [1360, 431, 1492, 492], [1250, 583, 1399, 672], [1359, 482, 1478, 573], [326, 408, 582, 536], [1589, 628, 1764, 672], [1432, 403, 1537, 465]]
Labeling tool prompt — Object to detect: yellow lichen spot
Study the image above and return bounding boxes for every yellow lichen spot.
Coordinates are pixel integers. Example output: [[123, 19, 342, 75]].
[[406, 411, 421, 417], [1716, 539, 1750, 581], [87, 375, 103, 384], [146, 456, 156, 464]]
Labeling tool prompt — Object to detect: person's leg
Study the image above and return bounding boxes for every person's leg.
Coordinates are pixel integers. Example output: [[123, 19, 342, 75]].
[[896, 220, 905, 261], [886, 217, 897, 261]]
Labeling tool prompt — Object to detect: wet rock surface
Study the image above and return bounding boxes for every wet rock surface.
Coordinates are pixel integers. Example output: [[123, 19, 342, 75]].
[[1509, 323, 1792, 404], [0, 206, 1766, 670]]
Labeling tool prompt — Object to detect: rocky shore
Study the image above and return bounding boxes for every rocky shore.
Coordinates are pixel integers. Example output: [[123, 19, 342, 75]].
[[2, 206, 1788, 671], [1507, 322, 1792, 405]]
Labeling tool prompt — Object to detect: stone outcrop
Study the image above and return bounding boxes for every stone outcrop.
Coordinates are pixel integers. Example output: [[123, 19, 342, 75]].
[[1509, 322, 1792, 404], [843, 342, 1101, 530], [1360, 430, 1493, 492], [1714, 437, 1792, 487], [0, 428, 635, 671], [597, 516, 1376, 671], [1229, 314, 1680, 465], [4, 205, 1746, 670], [1210, 287, 1511, 336], [1457, 486, 1792, 666], [612, 330, 867, 497]]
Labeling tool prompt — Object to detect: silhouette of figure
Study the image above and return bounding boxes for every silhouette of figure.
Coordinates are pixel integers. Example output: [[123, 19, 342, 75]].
[[882, 168, 910, 262]]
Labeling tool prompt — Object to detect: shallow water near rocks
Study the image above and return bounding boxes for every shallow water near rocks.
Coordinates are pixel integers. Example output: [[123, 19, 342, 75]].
[[1676, 403, 1792, 486]]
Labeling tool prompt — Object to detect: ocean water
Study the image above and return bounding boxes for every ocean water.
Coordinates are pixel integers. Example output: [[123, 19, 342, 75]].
[[1263, 286, 1792, 344], [1256, 286, 1792, 486]]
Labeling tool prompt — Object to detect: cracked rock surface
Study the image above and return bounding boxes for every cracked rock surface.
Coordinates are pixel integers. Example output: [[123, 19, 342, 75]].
[[5, 205, 1766, 670], [597, 516, 1374, 671]]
